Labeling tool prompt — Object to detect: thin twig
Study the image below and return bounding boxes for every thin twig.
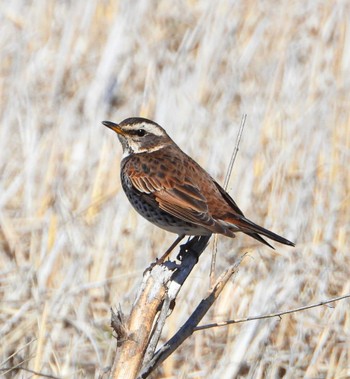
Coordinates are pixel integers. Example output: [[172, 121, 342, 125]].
[[223, 114, 247, 190], [210, 114, 247, 286], [194, 293, 350, 332], [0, 338, 36, 367], [0, 365, 61, 379]]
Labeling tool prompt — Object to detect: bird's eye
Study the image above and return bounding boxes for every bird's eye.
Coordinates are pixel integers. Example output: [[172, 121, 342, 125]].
[[136, 129, 146, 137]]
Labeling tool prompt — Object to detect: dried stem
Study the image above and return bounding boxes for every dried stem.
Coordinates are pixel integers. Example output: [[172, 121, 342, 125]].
[[210, 114, 247, 286], [194, 293, 350, 331]]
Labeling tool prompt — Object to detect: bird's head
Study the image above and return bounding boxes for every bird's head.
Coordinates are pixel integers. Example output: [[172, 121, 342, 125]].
[[102, 117, 172, 157]]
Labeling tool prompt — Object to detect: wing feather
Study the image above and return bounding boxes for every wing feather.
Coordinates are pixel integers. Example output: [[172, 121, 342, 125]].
[[121, 152, 294, 246], [124, 159, 219, 229]]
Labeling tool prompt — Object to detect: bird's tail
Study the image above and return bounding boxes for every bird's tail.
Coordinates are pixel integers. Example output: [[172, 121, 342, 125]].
[[228, 216, 295, 249]]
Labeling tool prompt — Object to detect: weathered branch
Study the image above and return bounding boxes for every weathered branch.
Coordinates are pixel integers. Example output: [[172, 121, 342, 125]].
[[139, 256, 243, 378], [110, 236, 211, 379], [142, 236, 210, 368], [110, 265, 170, 379]]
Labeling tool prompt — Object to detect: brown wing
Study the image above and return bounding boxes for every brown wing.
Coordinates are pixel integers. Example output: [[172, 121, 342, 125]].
[[213, 180, 244, 217], [130, 173, 219, 228], [123, 153, 228, 233]]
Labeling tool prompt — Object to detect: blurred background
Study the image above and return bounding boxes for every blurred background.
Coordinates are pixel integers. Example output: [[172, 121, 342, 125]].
[[1, 1, 349, 378]]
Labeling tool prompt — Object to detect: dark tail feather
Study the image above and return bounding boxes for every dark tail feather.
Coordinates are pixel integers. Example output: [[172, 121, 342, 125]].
[[215, 181, 295, 248], [246, 232, 275, 249], [235, 216, 295, 248]]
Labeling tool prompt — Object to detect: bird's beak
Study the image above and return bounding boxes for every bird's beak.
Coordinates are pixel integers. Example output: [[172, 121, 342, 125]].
[[102, 121, 126, 136]]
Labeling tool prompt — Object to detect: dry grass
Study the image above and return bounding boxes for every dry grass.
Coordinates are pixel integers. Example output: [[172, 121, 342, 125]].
[[1, 1, 349, 378]]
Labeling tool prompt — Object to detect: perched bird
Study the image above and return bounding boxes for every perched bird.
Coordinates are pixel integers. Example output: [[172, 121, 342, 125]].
[[103, 117, 294, 260]]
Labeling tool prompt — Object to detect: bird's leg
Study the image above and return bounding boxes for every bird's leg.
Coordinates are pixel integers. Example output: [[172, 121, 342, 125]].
[[156, 234, 185, 264], [143, 235, 186, 275]]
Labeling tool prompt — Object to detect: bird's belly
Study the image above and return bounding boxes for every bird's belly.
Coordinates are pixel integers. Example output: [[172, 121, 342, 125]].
[[124, 188, 210, 236]]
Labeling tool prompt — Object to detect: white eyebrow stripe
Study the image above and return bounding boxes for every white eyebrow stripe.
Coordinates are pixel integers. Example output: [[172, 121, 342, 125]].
[[145, 124, 164, 136], [125, 122, 165, 137]]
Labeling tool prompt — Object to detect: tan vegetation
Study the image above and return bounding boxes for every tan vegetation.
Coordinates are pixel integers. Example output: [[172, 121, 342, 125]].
[[1, 1, 349, 378]]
